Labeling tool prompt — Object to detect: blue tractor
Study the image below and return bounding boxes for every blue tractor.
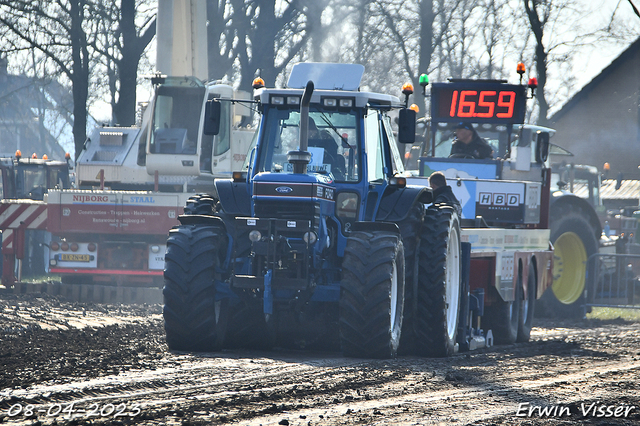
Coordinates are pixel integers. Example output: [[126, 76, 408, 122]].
[[162, 63, 464, 358]]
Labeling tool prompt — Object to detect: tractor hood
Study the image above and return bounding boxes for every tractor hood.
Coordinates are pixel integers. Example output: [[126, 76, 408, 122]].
[[252, 172, 335, 203]]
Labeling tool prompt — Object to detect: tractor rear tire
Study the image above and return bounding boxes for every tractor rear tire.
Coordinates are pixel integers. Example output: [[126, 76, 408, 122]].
[[538, 203, 598, 318], [163, 224, 228, 352], [414, 207, 462, 357], [397, 203, 425, 355], [339, 231, 405, 359], [484, 264, 522, 345]]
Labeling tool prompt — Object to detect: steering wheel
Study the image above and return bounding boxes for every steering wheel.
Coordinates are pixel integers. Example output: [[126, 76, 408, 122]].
[[29, 186, 46, 200], [323, 152, 345, 180], [448, 153, 476, 159]]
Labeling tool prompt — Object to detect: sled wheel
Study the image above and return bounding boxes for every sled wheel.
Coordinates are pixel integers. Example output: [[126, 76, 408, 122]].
[[517, 262, 537, 342], [485, 264, 522, 345]]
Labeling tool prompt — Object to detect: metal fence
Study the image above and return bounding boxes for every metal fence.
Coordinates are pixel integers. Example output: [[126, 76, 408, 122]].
[[586, 253, 640, 309]]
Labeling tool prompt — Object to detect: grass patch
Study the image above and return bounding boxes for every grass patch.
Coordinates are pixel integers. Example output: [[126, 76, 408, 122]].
[[587, 307, 640, 321]]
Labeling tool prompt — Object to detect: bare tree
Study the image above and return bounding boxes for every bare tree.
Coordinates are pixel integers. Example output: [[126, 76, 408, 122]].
[[523, 0, 550, 125], [207, 0, 236, 80], [90, 0, 156, 126], [228, 0, 312, 91], [0, 1, 96, 158]]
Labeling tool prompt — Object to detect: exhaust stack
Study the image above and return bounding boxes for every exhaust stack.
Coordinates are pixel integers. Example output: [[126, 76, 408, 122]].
[[287, 80, 314, 174]]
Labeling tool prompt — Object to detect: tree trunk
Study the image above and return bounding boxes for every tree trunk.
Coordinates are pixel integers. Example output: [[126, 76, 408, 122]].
[[524, 0, 549, 126], [70, 0, 89, 160], [415, 0, 435, 111], [207, 0, 234, 80], [113, 0, 156, 127]]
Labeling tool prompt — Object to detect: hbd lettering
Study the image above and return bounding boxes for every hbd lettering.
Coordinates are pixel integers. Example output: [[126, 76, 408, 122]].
[[479, 192, 520, 207], [516, 402, 636, 418]]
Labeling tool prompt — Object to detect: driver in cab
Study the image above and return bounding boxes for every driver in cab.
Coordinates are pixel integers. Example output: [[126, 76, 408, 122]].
[[450, 122, 493, 159]]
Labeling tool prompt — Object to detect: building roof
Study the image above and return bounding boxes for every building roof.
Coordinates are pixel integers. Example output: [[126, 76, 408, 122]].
[[574, 179, 640, 201], [550, 37, 640, 123]]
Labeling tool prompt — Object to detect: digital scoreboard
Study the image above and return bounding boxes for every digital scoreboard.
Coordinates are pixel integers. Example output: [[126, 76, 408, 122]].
[[430, 81, 527, 125]]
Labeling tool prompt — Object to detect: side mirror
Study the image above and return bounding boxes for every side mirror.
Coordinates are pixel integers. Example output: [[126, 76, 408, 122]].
[[204, 100, 221, 135], [389, 176, 406, 188], [397, 108, 416, 144], [535, 131, 550, 163]]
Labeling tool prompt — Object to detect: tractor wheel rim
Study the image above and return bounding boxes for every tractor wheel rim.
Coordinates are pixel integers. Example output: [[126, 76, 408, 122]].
[[446, 225, 461, 340], [390, 261, 399, 337], [552, 231, 587, 304]]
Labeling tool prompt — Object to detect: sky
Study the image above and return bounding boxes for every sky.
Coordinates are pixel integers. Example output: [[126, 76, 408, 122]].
[[88, 0, 640, 125], [572, 1, 639, 90]]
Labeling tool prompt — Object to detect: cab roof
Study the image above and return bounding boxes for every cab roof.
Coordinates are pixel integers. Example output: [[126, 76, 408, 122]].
[[255, 62, 402, 109]]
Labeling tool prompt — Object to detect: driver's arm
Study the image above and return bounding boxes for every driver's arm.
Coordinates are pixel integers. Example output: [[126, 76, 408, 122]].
[[479, 142, 494, 159]]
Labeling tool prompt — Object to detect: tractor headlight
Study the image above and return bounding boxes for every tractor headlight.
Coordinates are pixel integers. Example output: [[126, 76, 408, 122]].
[[249, 230, 262, 242], [303, 231, 317, 244], [336, 192, 359, 219]]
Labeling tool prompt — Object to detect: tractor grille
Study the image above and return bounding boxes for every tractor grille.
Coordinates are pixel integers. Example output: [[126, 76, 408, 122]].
[[254, 200, 320, 225]]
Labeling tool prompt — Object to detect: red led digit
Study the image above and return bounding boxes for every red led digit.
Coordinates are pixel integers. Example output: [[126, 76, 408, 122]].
[[497, 91, 515, 118], [477, 91, 496, 118], [450, 91, 458, 117], [457, 90, 476, 117]]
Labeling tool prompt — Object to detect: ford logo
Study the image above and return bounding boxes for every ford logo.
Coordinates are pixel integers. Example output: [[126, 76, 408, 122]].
[[276, 186, 293, 194]]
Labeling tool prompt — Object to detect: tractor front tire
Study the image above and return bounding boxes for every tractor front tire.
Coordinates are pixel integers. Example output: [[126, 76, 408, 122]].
[[183, 194, 217, 216], [414, 207, 462, 357], [163, 224, 228, 352], [339, 231, 405, 359]]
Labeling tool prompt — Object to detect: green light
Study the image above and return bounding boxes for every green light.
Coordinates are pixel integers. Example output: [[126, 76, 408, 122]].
[[419, 74, 429, 87]]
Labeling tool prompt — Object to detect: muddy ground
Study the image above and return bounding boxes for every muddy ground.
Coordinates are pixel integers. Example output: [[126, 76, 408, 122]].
[[1, 291, 639, 426]]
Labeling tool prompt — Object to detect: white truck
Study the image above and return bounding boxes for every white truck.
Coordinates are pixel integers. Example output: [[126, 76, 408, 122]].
[[3, 0, 255, 293]]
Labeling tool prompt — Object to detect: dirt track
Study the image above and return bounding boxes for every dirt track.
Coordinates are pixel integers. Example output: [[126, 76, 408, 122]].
[[1, 291, 639, 426]]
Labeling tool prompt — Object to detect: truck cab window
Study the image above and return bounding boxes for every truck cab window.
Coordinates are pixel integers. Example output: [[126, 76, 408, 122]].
[[213, 101, 231, 156], [148, 83, 205, 155]]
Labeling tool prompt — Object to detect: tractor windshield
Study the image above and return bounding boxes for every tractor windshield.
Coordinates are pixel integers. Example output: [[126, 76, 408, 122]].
[[257, 108, 360, 182], [429, 123, 507, 158]]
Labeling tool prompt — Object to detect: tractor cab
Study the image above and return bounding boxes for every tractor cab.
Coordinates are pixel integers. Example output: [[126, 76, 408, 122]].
[[208, 63, 418, 256], [0, 152, 71, 200]]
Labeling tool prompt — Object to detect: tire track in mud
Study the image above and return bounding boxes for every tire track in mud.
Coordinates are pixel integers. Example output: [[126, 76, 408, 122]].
[[226, 359, 640, 426], [0, 354, 381, 422], [3, 348, 640, 425], [2, 295, 640, 426]]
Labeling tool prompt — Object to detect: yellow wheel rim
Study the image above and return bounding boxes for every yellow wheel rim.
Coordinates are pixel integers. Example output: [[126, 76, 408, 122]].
[[552, 232, 587, 304]]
